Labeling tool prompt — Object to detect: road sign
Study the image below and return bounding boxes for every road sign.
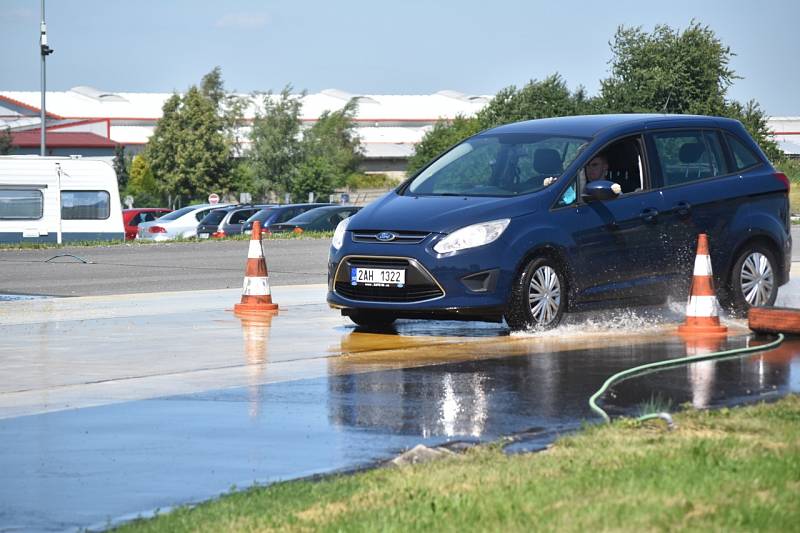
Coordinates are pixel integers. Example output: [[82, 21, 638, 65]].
[[208, 193, 220, 205]]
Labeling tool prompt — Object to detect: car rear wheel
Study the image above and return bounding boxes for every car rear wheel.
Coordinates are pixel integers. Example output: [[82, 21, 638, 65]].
[[506, 256, 566, 331], [725, 244, 778, 316], [348, 310, 397, 329]]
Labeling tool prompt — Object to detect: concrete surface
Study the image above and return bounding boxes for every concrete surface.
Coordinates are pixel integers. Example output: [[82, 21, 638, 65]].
[[0, 238, 331, 296]]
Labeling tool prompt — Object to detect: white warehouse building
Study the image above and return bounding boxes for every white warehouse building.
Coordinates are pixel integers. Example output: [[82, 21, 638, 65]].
[[1, 87, 797, 176], [0, 87, 490, 177]]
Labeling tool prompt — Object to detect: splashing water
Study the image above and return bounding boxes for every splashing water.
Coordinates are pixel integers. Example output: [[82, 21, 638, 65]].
[[513, 302, 688, 338]]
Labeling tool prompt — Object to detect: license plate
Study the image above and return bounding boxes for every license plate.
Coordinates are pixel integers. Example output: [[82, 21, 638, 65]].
[[351, 267, 405, 287], [198, 233, 209, 239]]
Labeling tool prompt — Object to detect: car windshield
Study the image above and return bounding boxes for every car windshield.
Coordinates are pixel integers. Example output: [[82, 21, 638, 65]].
[[157, 205, 201, 221], [405, 133, 588, 197]]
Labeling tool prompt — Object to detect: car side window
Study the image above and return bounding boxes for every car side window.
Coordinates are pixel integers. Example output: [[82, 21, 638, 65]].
[[599, 135, 646, 194], [278, 209, 297, 223], [230, 210, 254, 224], [726, 133, 761, 171], [651, 130, 728, 187]]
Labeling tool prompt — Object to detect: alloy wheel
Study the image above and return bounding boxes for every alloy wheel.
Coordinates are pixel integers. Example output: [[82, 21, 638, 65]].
[[739, 252, 774, 307], [528, 265, 561, 326]]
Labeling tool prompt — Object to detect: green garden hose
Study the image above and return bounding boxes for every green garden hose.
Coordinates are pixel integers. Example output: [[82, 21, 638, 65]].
[[589, 333, 785, 424]]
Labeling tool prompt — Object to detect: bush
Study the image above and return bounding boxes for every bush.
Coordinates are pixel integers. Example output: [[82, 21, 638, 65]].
[[777, 158, 800, 183]]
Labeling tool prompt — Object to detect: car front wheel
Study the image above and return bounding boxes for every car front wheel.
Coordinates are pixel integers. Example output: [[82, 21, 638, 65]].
[[505, 257, 566, 331], [726, 244, 778, 316]]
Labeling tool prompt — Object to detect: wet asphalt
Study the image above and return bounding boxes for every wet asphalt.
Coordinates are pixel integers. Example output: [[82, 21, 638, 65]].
[[1, 231, 800, 531], [1, 308, 799, 531]]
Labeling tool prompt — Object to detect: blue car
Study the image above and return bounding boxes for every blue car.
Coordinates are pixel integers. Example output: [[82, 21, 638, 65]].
[[327, 114, 791, 329]]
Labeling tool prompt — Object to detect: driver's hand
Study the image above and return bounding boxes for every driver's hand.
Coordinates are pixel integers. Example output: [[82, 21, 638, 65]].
[[543, 176, 557, 187]]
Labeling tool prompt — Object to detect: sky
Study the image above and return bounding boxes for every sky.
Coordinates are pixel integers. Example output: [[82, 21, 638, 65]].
[[1, 0, 798, 115]]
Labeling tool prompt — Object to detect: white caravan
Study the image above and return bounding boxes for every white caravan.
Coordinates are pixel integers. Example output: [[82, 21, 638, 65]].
[[0, 156, 124, 243]]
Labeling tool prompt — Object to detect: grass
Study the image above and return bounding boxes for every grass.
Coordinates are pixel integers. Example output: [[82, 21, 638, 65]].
[[635, 393, 674, 418], [0, 231, 334, 250], [777, 159, 800, 215], [115, 395, 800, 532]]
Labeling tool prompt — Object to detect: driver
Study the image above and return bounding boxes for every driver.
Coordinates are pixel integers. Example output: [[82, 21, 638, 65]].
[[546, 152, 614, 206], [544, 153, 610, 188], [585, 153, 609, 182]]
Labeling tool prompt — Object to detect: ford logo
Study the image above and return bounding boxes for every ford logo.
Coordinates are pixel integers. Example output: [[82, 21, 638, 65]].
[[376, 231, 396, 242]]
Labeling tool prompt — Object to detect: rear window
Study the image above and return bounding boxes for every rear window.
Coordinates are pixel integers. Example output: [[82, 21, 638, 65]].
[[249, 208, 276, 223], [158, 206, 197, 221], [287, 208, 330, 224], [726, 133, 761, 171], [0, 189, 43, 220], [276, 208, 300, 223], [61, 190, 110, 220], [229, 209, 257, 224], [200, 209, 228, 225]]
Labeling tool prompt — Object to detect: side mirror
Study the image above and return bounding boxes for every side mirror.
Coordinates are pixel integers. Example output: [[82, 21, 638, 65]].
[[581, 180, 622, 202]]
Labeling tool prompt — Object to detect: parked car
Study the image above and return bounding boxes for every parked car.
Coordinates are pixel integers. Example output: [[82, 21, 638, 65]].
[[242, 203, 334, 234], [196, 205, 270, 239], [137, 203, 232, 241], [269, 205, 362, 234], [123, 208, 171, 240], [327, 114, 791, 329]]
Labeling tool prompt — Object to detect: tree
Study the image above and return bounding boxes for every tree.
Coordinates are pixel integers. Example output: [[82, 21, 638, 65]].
[[600, 22, 781, 160], [477, 74, 598, 128], [248, 87, 304, 199], [201, 66, 248, 156], [112, 144, 129, 190], [408, 22, 783, 173], [146, 83, 234, 204], [126, 153, 161, 206], [600, 22, 735, 115], [200, 66, 226, 108], [0, 127, 12, 155], [293, 99, 363, 200]]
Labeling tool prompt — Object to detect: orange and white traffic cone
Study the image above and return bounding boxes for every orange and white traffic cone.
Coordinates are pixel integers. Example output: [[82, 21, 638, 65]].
[[677, 233, 727, 337], [234, 221, 279, 316]]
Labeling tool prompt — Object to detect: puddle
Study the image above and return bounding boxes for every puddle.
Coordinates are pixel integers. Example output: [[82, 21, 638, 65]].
[[0, 293, 51, 302]]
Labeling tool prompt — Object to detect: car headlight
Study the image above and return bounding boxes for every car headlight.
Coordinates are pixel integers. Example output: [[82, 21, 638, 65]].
[[331, 216, 350, 250], [433, 218, 510, 254]]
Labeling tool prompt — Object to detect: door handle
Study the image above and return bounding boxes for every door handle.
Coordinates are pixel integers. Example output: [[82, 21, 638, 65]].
[[675, 201, 692, 217], [640, 207, 659, 223]]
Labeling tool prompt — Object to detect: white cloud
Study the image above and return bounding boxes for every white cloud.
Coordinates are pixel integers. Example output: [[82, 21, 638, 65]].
[[0, 8, 36, 21], [215, 13, 269, 30]]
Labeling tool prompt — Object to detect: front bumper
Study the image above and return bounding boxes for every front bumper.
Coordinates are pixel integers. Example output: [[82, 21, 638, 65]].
[[326, 233, 515, 321]]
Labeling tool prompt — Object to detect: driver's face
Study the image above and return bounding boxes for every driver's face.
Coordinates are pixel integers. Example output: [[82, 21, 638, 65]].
[[586, 157, 608, 181]]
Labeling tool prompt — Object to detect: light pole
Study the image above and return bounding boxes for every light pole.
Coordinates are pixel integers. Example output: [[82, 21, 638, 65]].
[[39, 0, 54, 156]]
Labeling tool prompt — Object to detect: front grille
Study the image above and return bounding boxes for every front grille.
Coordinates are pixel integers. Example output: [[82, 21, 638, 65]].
[[334, 256, 444, 303], [351, 230, 430, 244], [335, 283, 443, 302], [347, 257, 410, 268]]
